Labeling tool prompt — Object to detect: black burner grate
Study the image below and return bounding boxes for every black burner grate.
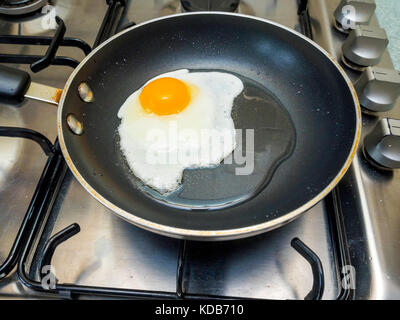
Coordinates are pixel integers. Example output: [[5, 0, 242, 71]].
[[0, 0, 355, 300]]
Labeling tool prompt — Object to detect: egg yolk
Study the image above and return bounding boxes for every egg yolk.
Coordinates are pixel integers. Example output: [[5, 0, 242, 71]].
[[139, 77, 191, 116]]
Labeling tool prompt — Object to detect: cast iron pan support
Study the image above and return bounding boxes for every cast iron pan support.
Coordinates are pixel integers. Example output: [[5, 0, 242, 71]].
[[0, 15, 91, 281], [0, 17, 91, 71], [298, 0, 313, 38], [94, 0, 128, 47], [176, 240, 187, 298], [37, 226, 324, 300], [291, 238, 325, 300], [0, 127, 55, 155], [38, 223, 81, 285], [0, 130, 62, 281], [31, 16, 66, 72]]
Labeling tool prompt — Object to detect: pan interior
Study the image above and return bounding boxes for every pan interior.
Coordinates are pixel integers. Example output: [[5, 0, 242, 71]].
[[122, 70, 296, 210]]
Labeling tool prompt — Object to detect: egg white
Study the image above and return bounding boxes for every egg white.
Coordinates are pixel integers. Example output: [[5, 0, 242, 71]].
[[117, 69, 244, 194]]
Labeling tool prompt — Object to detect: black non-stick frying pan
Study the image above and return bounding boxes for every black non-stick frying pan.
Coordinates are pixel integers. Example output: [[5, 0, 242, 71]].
[[0, 13, 361, 240]]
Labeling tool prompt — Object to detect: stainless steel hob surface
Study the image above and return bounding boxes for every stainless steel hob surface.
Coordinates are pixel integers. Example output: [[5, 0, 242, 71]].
[[309, 0, 400, 299], [0, 0, 399, 299]]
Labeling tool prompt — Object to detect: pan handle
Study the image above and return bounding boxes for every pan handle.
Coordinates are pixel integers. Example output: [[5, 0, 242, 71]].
[[0, 65, 31, 105], [0, 65, 61, 106]]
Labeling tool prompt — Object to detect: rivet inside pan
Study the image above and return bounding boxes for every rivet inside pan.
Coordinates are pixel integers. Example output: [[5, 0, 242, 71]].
[[78, 82, 94, 103], [67, 114, 84, 135]]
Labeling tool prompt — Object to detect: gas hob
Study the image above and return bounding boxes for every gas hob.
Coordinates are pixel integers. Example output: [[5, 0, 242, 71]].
[[0, 0, 399, 300]]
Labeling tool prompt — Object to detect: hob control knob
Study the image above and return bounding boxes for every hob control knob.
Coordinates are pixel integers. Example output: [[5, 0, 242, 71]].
[[355, 67, 400, 112], [342, 25, 388, 68], [364, 118, 400, 169], [334, 0, 376, 32]]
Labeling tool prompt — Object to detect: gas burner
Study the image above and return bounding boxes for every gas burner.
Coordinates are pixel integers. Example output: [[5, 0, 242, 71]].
[[180, 0, 240, 12], [0, 0, 48, 16], [161, 0, 254, 16]]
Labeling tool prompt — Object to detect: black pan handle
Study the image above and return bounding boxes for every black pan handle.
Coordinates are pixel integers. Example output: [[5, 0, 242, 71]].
[[0, 65, 31, 105]]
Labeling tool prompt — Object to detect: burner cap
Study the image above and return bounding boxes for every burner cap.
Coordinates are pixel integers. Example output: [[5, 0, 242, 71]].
[[181, 0, 240, 12], [0, 0, 48, 16]]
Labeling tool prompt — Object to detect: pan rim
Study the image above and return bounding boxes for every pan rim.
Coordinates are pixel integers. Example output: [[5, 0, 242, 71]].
[[57, 11, 362, 240]]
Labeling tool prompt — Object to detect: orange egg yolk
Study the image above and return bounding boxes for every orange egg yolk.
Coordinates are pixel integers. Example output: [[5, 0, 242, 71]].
[[139, 77, 191, 116]]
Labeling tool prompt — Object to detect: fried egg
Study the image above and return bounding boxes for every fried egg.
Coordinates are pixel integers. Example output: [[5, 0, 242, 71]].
[[117, 69, 243, 193]]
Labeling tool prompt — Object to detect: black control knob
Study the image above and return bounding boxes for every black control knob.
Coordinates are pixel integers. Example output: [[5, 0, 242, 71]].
[[342, 25, 388, 70], [355, 67, 400, 112]]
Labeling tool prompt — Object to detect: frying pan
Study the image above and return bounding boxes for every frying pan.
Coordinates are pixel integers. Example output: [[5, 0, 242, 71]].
[[0, 13, 361, 241]]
